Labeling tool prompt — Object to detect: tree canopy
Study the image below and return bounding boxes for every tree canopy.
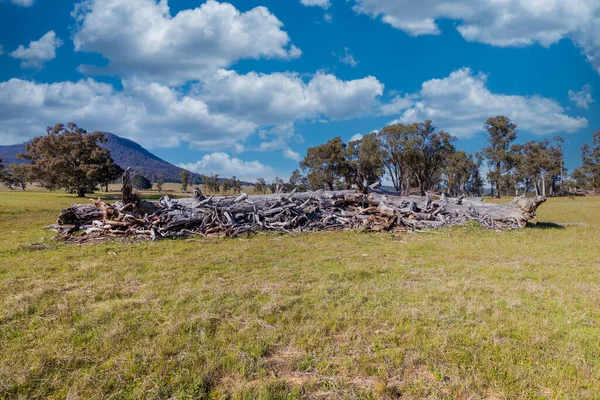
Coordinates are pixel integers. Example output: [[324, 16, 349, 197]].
[[482, 116, 518, 198], [18, 123, 122, 197], [132, 174, 152, 190]]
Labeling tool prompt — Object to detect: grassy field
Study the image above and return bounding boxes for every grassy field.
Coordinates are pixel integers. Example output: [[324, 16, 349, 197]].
[[1, 190, 599, 399]]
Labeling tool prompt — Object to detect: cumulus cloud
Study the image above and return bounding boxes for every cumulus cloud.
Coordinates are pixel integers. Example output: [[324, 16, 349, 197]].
[[11, 0, 35, 6], [283, 148, 301, 161], [300, 0, 330, 9], [391, 68, 588, 137], [352, 0, 600, 73], [350, 133, 363, 142], [9, 31, 63, 68], [378, 94, 413, 116], [568, 84, 594, 109], [199, 69, 384, 124], [71, 0, 301, 85], [179, 153, 276, 182], [0, 69, 385, 149], [0, 78, 255, 149]]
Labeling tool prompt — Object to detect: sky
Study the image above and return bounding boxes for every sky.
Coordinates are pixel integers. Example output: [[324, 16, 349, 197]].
[[0, 0, 599, 182]]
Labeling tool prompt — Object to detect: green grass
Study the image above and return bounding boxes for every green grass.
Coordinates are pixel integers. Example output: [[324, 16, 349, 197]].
[[1, 191, 600, 399]]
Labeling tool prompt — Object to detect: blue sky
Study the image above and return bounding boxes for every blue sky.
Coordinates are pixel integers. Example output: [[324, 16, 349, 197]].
[[0, 0, 599, 181]]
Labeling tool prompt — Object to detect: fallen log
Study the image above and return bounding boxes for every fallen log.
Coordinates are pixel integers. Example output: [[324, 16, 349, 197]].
[[44, 169, 548, 241], [48, 188, 546, 244]]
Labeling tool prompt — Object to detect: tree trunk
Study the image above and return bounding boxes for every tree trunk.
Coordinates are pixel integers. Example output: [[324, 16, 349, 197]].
[[77, 188, 86, 197], [542, 175, 546, 198], [495, 162, 501, 198]]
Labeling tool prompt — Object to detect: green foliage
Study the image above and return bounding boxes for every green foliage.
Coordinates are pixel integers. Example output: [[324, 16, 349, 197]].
[[482, 116, 518, 198], [131, 174, 152, 190], [17, 123, 123, 197], [300, 137, 351, 190], [180, 170, 189, 192], [254, 177, 267, 194], [155, 175, 164, 192], [572, 130, 600, 191], [289, 169, 308, 192], [377, 123, 417, 192], [0, 158, 10, 189], [347, 132, 385, 191], [408, 121, 456, 195], [515, 137, 564, 196], [445, 150, 483, 197], [202, 174, 220, 194]]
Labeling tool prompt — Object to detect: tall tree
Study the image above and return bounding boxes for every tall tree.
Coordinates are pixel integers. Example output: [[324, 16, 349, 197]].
[[482, 116, 518, 198], [202, 174, 220, 194], [230, 176, 242, 193], [254, 177, 267, 194], [406, 121, 456, 195], [221, 178, 231, 194], [444, 151, 482, 197], [181, 170, 190, 192], [155, 175, 164, 192], [300, 137, 351, 190], [517, 138, 564, 196], [289, 169, 308, 192], [378, 123, 417, 193], [573, 130, 600, 191], [347, 132, 385, 191], [18, 123, 122, 197]]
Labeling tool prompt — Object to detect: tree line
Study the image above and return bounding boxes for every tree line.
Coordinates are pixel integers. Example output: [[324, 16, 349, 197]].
[[250, 116, 598, 198], [3, 119, 599, 198]]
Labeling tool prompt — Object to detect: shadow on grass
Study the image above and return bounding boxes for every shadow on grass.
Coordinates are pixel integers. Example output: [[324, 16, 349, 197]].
[[526, 221, 565, 230]]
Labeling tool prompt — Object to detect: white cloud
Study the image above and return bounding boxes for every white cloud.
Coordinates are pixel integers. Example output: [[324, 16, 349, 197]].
[[323, 13, 333, 23], [350, 133, 363, 142], [568, 84, 593, 109], [378, 94, 413, 116], [11, 0, 35, 6], [200, 69, 384, 124], [334, 47, 358, 67], [71, 0, 301, 85], [392, 68, 588, 138], [0, 45, 3, 56], [283, 148, 301, 161], [0, 69, 385, 150], [352, 0, 600, 73], [179, 153, 276, 182], [9, 31, 63, 69], [300, 0, 330, 9], [0, 78, 255, 149]]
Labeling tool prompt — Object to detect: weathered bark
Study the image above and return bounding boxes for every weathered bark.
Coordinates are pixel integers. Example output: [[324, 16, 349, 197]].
[[48, 182, 547, 242]]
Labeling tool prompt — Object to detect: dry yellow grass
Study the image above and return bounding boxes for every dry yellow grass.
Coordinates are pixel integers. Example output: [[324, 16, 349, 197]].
[[1, 191, 599, 398]]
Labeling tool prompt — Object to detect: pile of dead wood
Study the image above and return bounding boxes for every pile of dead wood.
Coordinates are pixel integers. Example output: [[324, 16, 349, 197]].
[[46, 170, 547, 242]]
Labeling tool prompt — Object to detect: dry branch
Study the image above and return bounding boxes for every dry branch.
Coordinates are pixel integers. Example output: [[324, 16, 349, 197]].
[[48, 170, 547, 242]]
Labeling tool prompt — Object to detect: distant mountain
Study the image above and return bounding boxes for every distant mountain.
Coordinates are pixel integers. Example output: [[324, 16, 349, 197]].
[[0, 143, 23, 167], [0, 132, 196, 183]]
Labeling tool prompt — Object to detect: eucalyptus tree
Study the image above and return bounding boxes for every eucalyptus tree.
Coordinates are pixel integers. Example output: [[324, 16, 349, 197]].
[[482, 116, 518, 198], [18, 123, 122, 197]]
